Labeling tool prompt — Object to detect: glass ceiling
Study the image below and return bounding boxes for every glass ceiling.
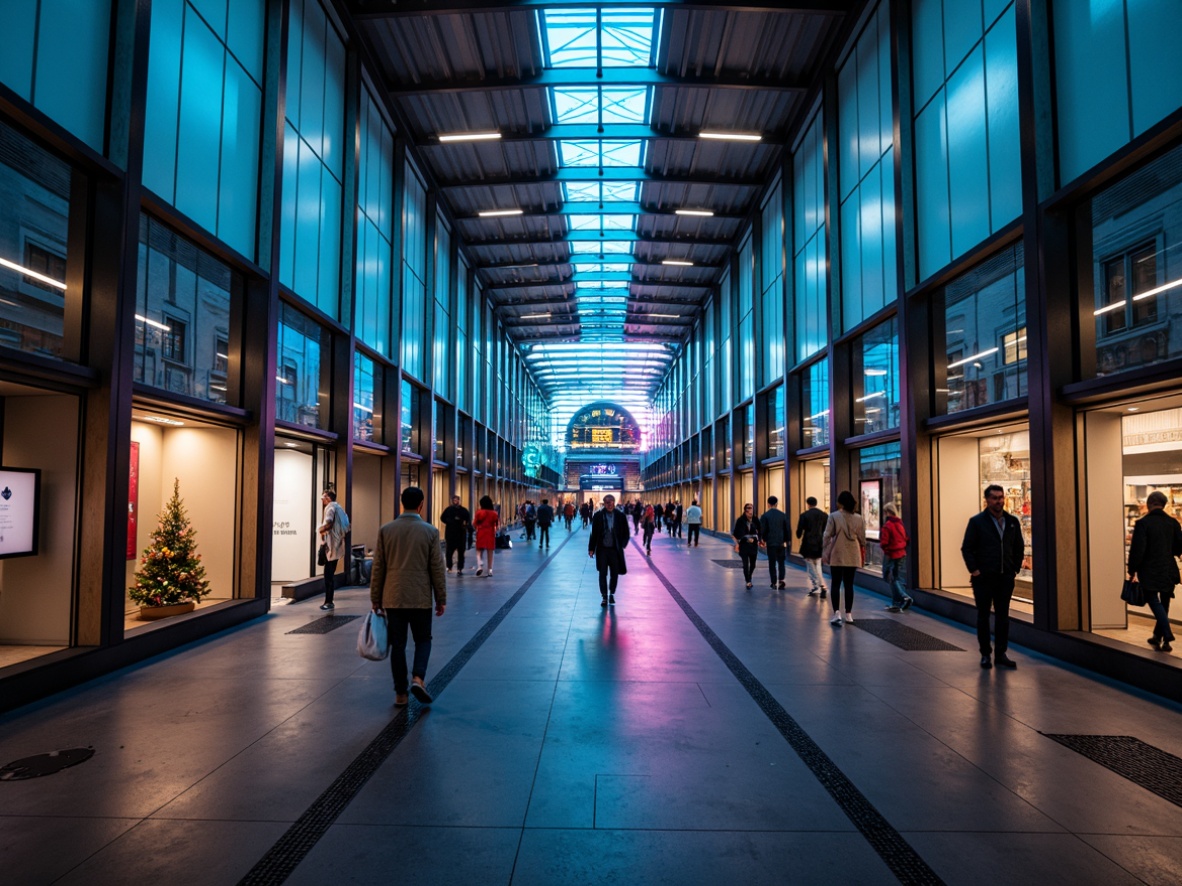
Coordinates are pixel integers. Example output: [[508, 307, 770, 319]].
[[533, 7, 675, 445]]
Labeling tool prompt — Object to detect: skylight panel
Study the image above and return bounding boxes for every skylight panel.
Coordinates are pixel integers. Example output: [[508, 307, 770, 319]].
[[541, 9, 656, 69], [565, 214, 635, 233], [563, 182, 601, 202], [551, 88, 649, 125], [571, 263, 632, 273], [559, 140, 643, 167]]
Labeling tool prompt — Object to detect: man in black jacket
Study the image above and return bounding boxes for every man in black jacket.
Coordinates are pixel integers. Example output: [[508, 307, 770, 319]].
[[795, 496, 828, 597], [961, 484, 1025, 669], [1127, 490, 1182, 652], [536, 498, 555, 549], [589, 494, 631, 607], [439, 495, 471, 574], [760, 496, 790, 590]]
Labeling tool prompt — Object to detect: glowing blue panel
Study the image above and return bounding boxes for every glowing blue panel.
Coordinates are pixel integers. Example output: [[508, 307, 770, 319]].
[[559, 140, 643, 167], [563, 182, 601, 201], [572, 263, 632, 273], [563, 182, 640, 203], [543, 8, 655, 68], [552, 87, 649, 124]]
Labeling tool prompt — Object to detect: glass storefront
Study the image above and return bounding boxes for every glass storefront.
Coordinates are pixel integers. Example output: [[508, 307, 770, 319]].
[[854, 319, 900, 435], [272, 437, 334, 584], [857, 442, 900, 569], [936, 424, 1033, 600], [0, 120, 76, 360], [1084, 399, 1182, 644], [767, 385, 785, 458], [0, 382, 81, 668], [126, 409, 240, 630], [1085, 143, 1182, 378], [353, 352, 377, 442]]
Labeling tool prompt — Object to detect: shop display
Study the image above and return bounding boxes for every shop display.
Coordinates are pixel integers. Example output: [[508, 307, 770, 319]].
[[1124, 484, 1182, 549], [129, 479, 211, 617], [979, 435, 1033, 581]]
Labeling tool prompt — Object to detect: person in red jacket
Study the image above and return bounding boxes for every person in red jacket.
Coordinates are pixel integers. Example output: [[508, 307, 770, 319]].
[[880, 503, 913, 611]]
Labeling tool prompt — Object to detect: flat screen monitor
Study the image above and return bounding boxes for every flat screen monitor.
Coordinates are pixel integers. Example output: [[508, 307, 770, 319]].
[[0, 467, 41, 559]]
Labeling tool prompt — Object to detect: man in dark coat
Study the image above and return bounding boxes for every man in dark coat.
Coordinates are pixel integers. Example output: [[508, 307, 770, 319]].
[[961, 484, 1025, 669], [589, 493, 630, 607], [1127, 490, 1182, 652], [795, 496, 828, 597], [536, 498, 555, 549], [439, 495, 471, 574], [760, 495, 791, 589]]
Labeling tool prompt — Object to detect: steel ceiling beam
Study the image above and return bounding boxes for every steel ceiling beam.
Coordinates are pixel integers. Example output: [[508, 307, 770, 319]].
[[477, 255, 723, 270], [388, 67, 809, 97], [485, 279, 710, 293], [456, 204, 746, 221], [464, 231, 735, 248], [351, 1, 853, 18], [438, 167, 765, 189], [418, 124, 785, 147]]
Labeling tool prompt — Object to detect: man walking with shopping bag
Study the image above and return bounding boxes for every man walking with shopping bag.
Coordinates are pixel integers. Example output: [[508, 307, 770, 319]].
[[371, 486, 447, 706]]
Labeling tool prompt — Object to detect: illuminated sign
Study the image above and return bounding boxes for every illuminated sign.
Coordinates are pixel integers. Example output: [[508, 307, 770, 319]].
[[0, 467, 41, 559], [566, 402, 640, 452]]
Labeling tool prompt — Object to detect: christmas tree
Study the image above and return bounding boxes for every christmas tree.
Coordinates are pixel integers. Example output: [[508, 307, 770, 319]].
[[129, 478, 211, 607]]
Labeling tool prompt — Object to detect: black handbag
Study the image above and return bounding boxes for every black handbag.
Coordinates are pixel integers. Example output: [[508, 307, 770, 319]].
[[317, 542, 328, 566], [1121, 579, 1145, 607]]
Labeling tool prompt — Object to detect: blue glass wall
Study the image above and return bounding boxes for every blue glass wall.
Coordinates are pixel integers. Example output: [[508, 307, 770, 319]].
[[838, 0, 897, 330], [738, 236, 754, 401], [434, 215, 452, 399], [912, 0, 1021, 282], [455, 255, 468, 413], [1054, 0, 1182, 186], [279, 0, 345, 318], [0, 0, 111, 153], [355, 88, 394, 356], [760, 182, 785, 387], [143, 0, 264, 260], [401, 162, 428, 379], [793, 113, 827, 362]]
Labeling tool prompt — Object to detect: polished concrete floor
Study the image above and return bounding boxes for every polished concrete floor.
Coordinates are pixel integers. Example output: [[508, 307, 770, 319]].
[[2, 525, 1181, 885]]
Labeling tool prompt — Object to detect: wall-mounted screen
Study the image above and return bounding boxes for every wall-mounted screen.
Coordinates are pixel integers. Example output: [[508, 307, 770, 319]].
[[567, 403, 641, 452], [0, 467, 41, 558]]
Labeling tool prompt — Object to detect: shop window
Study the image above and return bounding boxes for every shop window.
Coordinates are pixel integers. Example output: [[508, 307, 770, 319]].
[[743, 403, 755, 465], [1087, 144, 1182, 377], [276, 303, 326, 428], [353, 352, 378, 443], [719, 418, 731, 471], [135, 216, 237, 405], [801, 359, 829, 449], [857, 442, 901, 570], [126, 410, 239, 631], [457, 416, 468, 466], [853, 319, 900, 435], [0, 120, 76, 360], [0, 385, 81, 669], [936, 242, 1026, 415], [400, 379, 420, 454]]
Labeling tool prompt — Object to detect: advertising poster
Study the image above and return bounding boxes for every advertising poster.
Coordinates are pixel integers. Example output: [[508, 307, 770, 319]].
[[127, 441, 139, 560], [0, 467, 40, 558], [860, 479, 882, 540]]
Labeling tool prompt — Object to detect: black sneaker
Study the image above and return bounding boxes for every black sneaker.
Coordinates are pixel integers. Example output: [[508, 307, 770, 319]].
[[980, 655, 992, 669], [901, 597, 914, 611], [601, 596, 608, 608], [320, 602, 334, 611], [778, 581, 786, 590], [885, 605, 901, 612], [771, 582, 778, 589], [410, 682, 433, 704], [609, 594, 616, 605], [996, 655, 1017, 669]]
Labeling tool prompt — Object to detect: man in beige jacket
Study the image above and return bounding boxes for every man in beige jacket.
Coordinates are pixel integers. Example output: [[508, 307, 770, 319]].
[[371, 486, 447, 706]]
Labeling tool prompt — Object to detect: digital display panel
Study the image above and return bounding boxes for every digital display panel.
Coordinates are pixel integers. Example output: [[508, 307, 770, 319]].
[[0, 467, 41, 558], [567, 403, 640, 452]]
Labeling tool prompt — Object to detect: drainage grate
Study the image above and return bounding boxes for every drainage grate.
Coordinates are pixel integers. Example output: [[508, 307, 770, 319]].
[[1, 747, 95, 780], [1042, 734, 1182, 808], [711, 560, 748, 569], [846, 618, 965, 651], [286, 615, 360, 635]]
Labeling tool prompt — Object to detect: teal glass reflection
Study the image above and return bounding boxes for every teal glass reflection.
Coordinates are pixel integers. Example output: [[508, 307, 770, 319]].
[[277, 302, 324, 428]]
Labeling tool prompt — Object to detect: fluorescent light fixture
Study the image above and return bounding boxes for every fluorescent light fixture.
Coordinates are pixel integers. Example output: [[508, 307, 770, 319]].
[[674, 209, 714, 217], [661, 259, 694, 266], [698, 131, 762, 142], [353, 402, 373, 413], [0, 256, 67, 290], [1131, 276, 1182, 301], [478, 208, 524, 217], [647, 313, 681, 319], [438, 131, 501, 143], [864, 368, 887, 376], [144, 416, 184, 426], [856, 391, 886, 403], [135, 314, 171, 332], [947, 347, 998, 369], [519, 313, 551, 320]]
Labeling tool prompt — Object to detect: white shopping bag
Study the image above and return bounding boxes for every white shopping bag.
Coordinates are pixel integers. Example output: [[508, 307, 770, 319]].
[[358, 611, 389, 661]]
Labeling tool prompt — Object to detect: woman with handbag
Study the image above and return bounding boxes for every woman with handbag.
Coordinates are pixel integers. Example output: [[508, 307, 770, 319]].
[[732, 503, 762, 589], [473, 495, 499, 577], [317, 489, 350, 611], [822, 490, 866, 625]]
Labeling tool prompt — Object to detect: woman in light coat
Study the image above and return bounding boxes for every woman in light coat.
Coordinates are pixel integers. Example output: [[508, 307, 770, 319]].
[[823, 489, 866, 625], [317, 489, 350, 610]]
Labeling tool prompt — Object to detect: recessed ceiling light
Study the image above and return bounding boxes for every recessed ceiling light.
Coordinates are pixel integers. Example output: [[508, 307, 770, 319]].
[[144, 416, 184, 426], [1127, 407, 1139, 412], [698, 131, 762, 142], [674, 209, 714, 217], [661, 260, 694, 267], [479, 209, 524, 217], [438, 131, 502, 143]]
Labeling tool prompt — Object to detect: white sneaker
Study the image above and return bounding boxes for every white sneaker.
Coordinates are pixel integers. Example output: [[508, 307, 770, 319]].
[[487, 571, 493, 577], [475, 568, 483, 576], [830, 612, 843, 625], [844, 613, 855, 623]]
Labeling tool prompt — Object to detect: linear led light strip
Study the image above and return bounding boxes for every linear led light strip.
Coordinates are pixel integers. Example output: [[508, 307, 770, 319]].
[[0, 256, 67, 290], [947, 347, 998, 369], [438, 131, 501, 143], [479, 209, 524, 217], [674, 209, 713, 217], [698, 131, 762, 142], [661, 259, 693, 266], [1093, 276, 1182, 315]]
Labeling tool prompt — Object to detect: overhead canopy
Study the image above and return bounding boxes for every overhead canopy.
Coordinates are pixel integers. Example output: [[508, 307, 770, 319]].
[[349, 0, 860, 409]]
